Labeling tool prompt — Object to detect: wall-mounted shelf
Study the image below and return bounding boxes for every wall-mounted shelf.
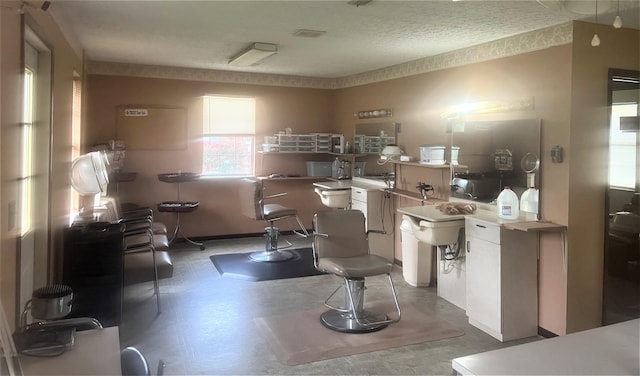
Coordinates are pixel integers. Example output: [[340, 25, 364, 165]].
[[257, 176, 331, 181], [387, 160, 468, 169], [258, 151, 320, 155]]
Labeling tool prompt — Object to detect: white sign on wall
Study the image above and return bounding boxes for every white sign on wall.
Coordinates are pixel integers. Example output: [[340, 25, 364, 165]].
[[124, 109, 148, 116]]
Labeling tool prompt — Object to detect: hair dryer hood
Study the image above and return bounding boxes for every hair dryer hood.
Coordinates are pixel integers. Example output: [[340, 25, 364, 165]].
[[381, 145, 403, 158]]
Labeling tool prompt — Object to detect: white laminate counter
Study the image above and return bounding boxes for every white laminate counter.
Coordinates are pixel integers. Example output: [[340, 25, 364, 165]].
[[452, 319, 640, 376], [313, 177, 388, 191], [19, 327, 121, 375], [397, 204, 534, 226]]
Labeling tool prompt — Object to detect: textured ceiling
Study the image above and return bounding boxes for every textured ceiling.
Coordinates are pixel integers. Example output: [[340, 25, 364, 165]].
[[48, 0, 640, 79]]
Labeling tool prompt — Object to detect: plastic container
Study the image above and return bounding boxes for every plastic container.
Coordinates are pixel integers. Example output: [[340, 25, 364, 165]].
[[331, 157, 340, 179], [497, 186, 519, 219], [306, 161, 332, 177], [450, 146, 460, 165], [419, 145, 446, 165], [400, 216, 433, 287], [520, 187, 539, 220]]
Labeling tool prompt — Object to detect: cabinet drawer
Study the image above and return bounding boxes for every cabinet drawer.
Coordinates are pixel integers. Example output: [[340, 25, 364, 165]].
[[465, 218, 500, 244], [351, 187, 368, 202]]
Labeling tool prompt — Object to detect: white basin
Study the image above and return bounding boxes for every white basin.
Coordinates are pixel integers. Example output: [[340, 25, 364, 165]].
[[402, 214, 464, 245], [314, 188, 351, 209]]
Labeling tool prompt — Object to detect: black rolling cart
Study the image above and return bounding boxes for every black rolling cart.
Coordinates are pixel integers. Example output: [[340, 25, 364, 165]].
[[157, 172, 205, 250]]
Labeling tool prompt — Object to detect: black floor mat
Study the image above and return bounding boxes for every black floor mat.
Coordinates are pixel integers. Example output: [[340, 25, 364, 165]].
[[210, 248, 325, 282]]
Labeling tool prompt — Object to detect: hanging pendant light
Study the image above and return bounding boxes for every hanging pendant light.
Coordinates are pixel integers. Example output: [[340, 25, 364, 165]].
[[613, 0, 622, 28], [591, 0, 600, 47]]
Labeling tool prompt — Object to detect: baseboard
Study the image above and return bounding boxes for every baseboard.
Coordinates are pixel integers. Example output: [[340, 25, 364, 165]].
[[173, 230, 312, 243], [537, 326, 558, 338], [394, 258, 403, 267]]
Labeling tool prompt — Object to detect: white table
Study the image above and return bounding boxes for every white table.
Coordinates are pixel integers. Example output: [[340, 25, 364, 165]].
[[20, 327, 121, 375], [452, 319, 640, 375]]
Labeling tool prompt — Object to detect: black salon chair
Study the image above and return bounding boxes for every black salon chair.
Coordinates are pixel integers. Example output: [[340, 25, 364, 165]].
[[312, 210, 401, 333], [238, 178, 309, 262]]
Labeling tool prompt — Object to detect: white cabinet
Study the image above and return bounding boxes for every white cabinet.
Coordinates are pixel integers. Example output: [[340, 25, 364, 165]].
[[465, 217, 538, 342], [351, 187, 394, 262]]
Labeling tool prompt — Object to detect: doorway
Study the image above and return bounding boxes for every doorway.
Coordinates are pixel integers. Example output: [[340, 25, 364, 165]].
[[603, 68, 639, 325]]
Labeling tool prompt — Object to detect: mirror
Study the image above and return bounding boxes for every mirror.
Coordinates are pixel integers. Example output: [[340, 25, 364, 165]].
[[603, 68, 639, 326], [354, 122, 398, 178], [450, 118, 541, 206]]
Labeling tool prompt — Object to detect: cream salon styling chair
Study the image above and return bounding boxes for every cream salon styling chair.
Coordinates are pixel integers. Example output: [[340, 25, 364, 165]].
[[312, 210, 401, 333], [238, 178, 309, 262]]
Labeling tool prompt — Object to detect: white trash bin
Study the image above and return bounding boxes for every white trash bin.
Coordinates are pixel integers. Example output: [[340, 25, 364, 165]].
[[400, 216, 433, 287]]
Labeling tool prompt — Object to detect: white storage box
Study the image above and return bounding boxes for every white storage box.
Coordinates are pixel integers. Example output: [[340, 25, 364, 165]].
[[306, 161, 333, 176], [420, 145, 446, 165]]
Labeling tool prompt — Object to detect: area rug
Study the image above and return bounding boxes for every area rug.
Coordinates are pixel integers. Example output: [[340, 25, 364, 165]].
[[210, 247, 325, 282], [253, 301, 465, 365]]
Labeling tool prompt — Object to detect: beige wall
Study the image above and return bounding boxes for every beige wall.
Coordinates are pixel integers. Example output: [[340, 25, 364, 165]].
[[86, 75, 334, 235], [0, 4, 82, 329]]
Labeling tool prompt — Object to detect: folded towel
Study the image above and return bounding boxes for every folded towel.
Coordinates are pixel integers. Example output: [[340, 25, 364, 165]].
[[436, 202, 477, 215]]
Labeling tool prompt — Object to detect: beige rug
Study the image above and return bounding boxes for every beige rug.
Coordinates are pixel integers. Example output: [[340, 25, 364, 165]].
[[253, 301, 465, 366]]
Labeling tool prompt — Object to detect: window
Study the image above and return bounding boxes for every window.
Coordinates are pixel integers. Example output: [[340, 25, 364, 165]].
[[21, 66, 34, 234], [70, 73, 82, 224], [609, 102, 638, 189], [202, 95, 255, 177]]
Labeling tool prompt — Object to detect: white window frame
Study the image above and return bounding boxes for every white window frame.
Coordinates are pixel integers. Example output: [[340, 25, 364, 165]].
[[201, 95, 256, 177]]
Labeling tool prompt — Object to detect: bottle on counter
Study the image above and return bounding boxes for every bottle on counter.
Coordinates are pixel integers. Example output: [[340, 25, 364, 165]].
[[497, 186, 519, 220], [520, 187, 539, 220], [331, 157, 340, 179]]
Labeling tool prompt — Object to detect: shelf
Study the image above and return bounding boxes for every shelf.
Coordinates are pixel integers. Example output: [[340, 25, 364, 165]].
[[504, 221, 567, 232], [157, 201, 199, 213], [257, 176, 331, 181], [327, 152, 369, 158], [157, 172, 200, 183], [388, 160, 468, 169], [258, 151, 321, 155]]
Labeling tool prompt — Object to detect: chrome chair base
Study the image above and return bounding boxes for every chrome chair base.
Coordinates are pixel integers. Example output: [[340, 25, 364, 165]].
[[249, 226, 295, 262], [320, 309, 388, 333], [249, 249, 294, 262]]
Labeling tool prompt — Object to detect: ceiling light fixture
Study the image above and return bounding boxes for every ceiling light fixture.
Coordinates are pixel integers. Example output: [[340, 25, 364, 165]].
[[293, 29, 327, 38], [613, 0, 622, 28], [591, 0, 600, 47], [228, 43, 278, 67], [347, 0, 372, 7]]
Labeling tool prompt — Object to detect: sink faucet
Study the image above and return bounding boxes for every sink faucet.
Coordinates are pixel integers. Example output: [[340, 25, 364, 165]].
[[416, 182, 434, 201]]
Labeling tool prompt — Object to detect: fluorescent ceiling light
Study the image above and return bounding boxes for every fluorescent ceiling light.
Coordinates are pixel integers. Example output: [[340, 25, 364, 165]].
[[228, 43, 277, 67]]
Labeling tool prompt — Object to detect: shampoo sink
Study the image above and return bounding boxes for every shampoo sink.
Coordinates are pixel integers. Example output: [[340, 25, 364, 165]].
[[402, 215, 465, 245], [314, 187, 351, 209]]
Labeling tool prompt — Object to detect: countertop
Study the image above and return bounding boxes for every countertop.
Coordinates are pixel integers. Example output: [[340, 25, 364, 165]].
[[452, 318, 639, 375], [313, 177, 388, 191], [398, 204, 537, 226]]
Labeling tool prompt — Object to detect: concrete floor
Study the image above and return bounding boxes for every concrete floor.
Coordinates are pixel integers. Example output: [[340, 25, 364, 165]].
[[120, 235, 539, 375]]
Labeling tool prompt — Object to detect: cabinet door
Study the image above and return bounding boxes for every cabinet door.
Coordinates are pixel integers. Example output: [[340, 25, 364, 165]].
[[350, 199, 368, 225], [466, 235, 501, 333]]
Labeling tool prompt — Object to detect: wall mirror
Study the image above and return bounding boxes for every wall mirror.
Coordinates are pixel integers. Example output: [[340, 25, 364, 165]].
[[449, 118, 541, 205], [603, 68, 639, 326]]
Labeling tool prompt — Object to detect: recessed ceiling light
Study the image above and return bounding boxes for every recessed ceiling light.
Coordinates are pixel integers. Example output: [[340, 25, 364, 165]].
[[293, 29, 327, 38]]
